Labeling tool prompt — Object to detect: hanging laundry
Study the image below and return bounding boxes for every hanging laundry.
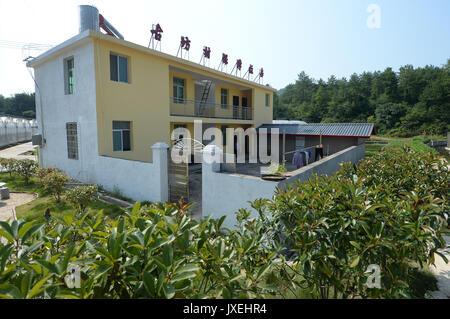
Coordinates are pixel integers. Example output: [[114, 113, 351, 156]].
[[292, 151, 304, 168], [301, 151, 307, 166], [305, 150, 311, 165], [315, 146, 324, 161]]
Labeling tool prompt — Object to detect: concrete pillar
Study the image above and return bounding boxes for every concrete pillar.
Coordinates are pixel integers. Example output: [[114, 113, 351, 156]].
[[152, 142, 169, 202]]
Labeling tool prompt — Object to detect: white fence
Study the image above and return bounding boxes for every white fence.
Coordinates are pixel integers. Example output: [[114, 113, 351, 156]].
[[0, 117, 36, 148]]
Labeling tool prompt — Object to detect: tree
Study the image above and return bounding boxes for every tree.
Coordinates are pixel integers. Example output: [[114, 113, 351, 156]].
[[0, 93, 35, 118], [42, 171, 69, 202], [12, 159, 37, 184], [64, 185, 98, 213], [275, 60, 449, 136]]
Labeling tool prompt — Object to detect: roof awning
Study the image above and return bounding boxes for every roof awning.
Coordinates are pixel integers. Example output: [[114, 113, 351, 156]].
[[256, 123, 374, 138]]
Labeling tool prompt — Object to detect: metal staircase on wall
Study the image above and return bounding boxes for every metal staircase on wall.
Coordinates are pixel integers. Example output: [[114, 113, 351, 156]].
[[198, 80, 212, 115]]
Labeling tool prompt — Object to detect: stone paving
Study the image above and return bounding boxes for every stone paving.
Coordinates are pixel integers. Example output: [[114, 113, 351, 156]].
[[0, 192, 37, 222], [0, 142, 37, 161]]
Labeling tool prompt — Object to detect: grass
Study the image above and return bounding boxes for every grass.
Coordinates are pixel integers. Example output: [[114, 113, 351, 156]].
[[0, 171, 125, 222], [366, 135, 437, 157]]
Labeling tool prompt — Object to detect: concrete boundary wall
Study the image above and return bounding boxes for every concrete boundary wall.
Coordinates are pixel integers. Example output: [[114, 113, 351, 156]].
[[83, 143, 168, 202], [202, 143, 366, 229]]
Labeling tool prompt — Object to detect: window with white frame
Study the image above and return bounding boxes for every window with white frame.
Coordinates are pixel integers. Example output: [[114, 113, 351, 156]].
[[110, 53, 129, 83], [173, 78, 185, 104], [66, 122, 78, 159], [113, 121, 131, 152], [265, 93, 270, 107], [64, 57, 74, 95]]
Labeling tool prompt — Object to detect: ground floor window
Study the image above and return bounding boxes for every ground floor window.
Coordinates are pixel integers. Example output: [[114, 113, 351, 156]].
[[66, 122, 78, 159], [113, 121, 131, 152]]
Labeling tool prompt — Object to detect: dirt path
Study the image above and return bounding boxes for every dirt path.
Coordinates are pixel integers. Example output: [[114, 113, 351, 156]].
[[0, 142, 37, 161], [0, 192, 37, 221], [428, 236, 450, 298]]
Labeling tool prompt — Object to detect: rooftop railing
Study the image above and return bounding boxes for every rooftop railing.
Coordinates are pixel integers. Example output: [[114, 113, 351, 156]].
[[169, 98, 253, 120]]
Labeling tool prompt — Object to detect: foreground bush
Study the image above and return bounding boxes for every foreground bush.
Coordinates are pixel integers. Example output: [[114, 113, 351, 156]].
[[0, 146, 447, 299], [0, 203, 276, 299], [253, 146, 449, 298]]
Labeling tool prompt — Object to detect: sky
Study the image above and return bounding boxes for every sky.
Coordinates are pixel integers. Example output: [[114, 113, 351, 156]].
[[0, 0, 449, 97]]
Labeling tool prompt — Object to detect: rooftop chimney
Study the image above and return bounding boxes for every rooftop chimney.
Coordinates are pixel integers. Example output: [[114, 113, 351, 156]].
[[78, 5, 124, 40]]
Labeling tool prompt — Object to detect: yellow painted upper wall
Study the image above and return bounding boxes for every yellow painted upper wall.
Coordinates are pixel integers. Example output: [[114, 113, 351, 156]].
[[92, 32, 273, 163], [94, 38, 171, 162]]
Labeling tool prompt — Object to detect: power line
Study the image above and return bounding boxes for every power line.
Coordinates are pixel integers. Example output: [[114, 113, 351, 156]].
[[0, 40, 54, 50]]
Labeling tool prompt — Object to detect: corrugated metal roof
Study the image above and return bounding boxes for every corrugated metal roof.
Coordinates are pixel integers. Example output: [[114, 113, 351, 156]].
[[272, 120, 307, 125], [257, 123, 374, 138]]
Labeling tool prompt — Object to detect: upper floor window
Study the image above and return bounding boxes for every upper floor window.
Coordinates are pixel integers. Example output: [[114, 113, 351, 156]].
[[173, 77, 185, 103], [110, 53, 129, 83], [265, 93, 270, 107], [220, 88, 228, 108], [113, 121, 131, 152], [64, 57, 74, 95]]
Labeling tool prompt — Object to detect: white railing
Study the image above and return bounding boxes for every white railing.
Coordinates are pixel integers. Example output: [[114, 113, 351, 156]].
[[169, 98, 253, 120]]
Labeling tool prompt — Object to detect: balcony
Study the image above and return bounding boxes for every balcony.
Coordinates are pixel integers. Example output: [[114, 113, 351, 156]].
[[169, 98, 253, 120]]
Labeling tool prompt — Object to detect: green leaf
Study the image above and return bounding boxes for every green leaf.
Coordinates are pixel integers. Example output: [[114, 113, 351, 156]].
[[0, 284, 22, 299], [163, 283, 175, 299], [349, 255, 360, 268], [94, 262, 113, 279], [27, 275, 52, 299], [143, 271, 156, 296], [349, 241, 361, 249], [0, 221, 14, 240], [171, 271, 196, 283], [176, 264, 199, 274], [36, 259, 60, 275], [256, 264, 271, 280], [149, 236, 175, 251], [21, 224, 44, 243]]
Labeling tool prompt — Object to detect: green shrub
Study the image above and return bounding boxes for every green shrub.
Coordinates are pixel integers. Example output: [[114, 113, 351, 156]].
[[252, 146, 449, 298], [0, 202, 277, 299], [42, 171, 69, 202], [0, 158, 17, 177], [0, 146, 447, 299], [12, 159, 37, 184], [35, 167, 60, 180], [64, 185, 99, 213]]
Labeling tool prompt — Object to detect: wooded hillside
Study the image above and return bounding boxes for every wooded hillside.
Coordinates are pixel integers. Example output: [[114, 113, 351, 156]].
[[274, 59, 450, 136]]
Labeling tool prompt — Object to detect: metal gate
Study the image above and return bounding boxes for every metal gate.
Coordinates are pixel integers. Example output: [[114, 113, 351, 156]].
[[168, 144, 189, 203]]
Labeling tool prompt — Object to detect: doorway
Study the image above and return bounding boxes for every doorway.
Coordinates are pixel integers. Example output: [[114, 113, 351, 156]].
[[233, 96, 239, 119]]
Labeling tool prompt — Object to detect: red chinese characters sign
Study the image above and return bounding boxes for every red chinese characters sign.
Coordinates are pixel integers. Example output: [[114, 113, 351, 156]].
[[222, 53, 228, 65], [181, 36, 191, 51], [203, 46, 211, 59], [151, 24, 163, 41]]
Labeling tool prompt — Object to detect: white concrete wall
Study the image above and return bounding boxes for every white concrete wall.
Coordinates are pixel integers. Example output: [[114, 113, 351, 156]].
[[202, 144, 366, 229], [34, 40, 168, 202], [279, 143, 366, 188]]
